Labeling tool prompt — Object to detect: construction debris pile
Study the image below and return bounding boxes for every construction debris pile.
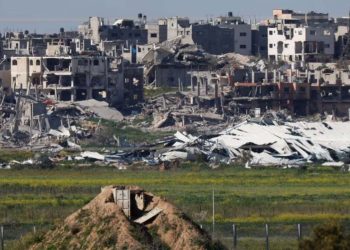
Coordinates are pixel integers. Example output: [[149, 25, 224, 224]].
[[158, 120, 350, 168], [143, 92, 227, 131], [0, 89, 123, 151], [30, 185, 223, 250]]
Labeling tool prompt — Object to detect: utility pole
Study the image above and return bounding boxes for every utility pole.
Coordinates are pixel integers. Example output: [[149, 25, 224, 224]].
[[1, 225, 4, 250], [212, 189, 215, 239], [297, 223, 303, 240], [265, 224, 270, 250], [232, 224, 237, 249]]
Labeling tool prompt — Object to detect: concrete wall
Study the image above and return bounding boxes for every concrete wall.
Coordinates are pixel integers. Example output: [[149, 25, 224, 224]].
[[167, 17, 191, 40], [154, 65, 191, 87], [0, 69, 11, 89], [123, 45, 152, 64], [233, 24, 252, 55], [252, 25, 268, 58], [191, 24, 235, 54], [146, 23, 168, 44], [11, 57, 29, 89]]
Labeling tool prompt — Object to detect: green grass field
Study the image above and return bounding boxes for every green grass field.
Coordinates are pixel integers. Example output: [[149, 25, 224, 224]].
[[1, 165, 350, 249]]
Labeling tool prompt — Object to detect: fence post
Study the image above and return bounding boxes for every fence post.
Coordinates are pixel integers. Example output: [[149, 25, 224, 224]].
[[33, 225, 36, 234], [265, 224, 270, 250], [212, 189, 215, 238], [1, 225, 4, 250], [298, 223, 302, 240], [232, 224, 237, 249]]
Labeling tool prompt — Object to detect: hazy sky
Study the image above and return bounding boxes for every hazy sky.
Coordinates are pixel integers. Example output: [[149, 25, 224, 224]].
[[0, 0, 349, 33]]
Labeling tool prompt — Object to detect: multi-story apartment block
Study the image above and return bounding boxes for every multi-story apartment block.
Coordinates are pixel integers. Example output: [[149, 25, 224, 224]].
[[268, 26, 335, 63], [10, 56, 124, 104]]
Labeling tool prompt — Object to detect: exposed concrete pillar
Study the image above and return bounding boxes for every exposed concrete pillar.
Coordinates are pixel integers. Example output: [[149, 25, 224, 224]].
[[154, 68, 157, 88], [197, 78, 201, 96], [205, 78, 208, 95], [265, 69, 268, 83], [71, 89, 76, 102], [220, 92, 225, 115], [191, 74, 194, 92], [215, 82, 219, 110], [55, 84, 58, 101], [200, 77, 204, 95], [278, 71, 282, 83], [251, 71, 255, 83], [87, 88, 92, 99], [273, 70, 277, 83]]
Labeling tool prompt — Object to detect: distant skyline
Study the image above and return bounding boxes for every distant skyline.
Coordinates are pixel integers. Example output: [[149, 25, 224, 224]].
[[0, 0, 349, 33]]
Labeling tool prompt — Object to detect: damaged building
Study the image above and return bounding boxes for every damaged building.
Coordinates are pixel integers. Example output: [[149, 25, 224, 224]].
[[268, 26, 335, 63], [165, 14, 252, 55], [10, 55, 126, 105], [78, 16, 148, 46]]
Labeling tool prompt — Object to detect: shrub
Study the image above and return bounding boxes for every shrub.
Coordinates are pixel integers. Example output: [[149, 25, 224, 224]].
[[299, 221, 350, 250]]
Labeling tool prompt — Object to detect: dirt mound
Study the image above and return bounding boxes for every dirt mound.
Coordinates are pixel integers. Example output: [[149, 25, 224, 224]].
[[30, 186, 224, 250]]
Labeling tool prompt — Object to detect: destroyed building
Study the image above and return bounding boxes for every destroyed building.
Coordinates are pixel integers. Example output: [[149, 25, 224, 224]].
[[78, 16, 148, 46], [157, 120, 350, 167], [142, 40, 214, 87], [207, 62, 350, 117], [165, 14, 252, 55], [10, 55, 125, 105], [145, 19, 168, 44], [1, 30, 81, 57]]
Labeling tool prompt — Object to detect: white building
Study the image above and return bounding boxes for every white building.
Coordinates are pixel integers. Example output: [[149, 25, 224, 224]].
[[268, 26, 335, 63]]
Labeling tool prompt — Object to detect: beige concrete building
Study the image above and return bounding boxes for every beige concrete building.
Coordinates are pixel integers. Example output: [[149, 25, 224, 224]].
[[11, 55, 124, 104]]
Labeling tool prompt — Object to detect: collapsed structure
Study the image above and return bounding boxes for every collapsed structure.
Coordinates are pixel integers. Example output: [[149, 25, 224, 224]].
[[0, 86, 123, 151], [1, 9, 350, 169], [158, 119, 350, 167]]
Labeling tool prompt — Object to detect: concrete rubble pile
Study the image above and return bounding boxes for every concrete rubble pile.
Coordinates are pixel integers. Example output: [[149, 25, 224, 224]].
[[158, 120, 350, 168], [0, 89, 122, 151], [144, 92, 227, 130]]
